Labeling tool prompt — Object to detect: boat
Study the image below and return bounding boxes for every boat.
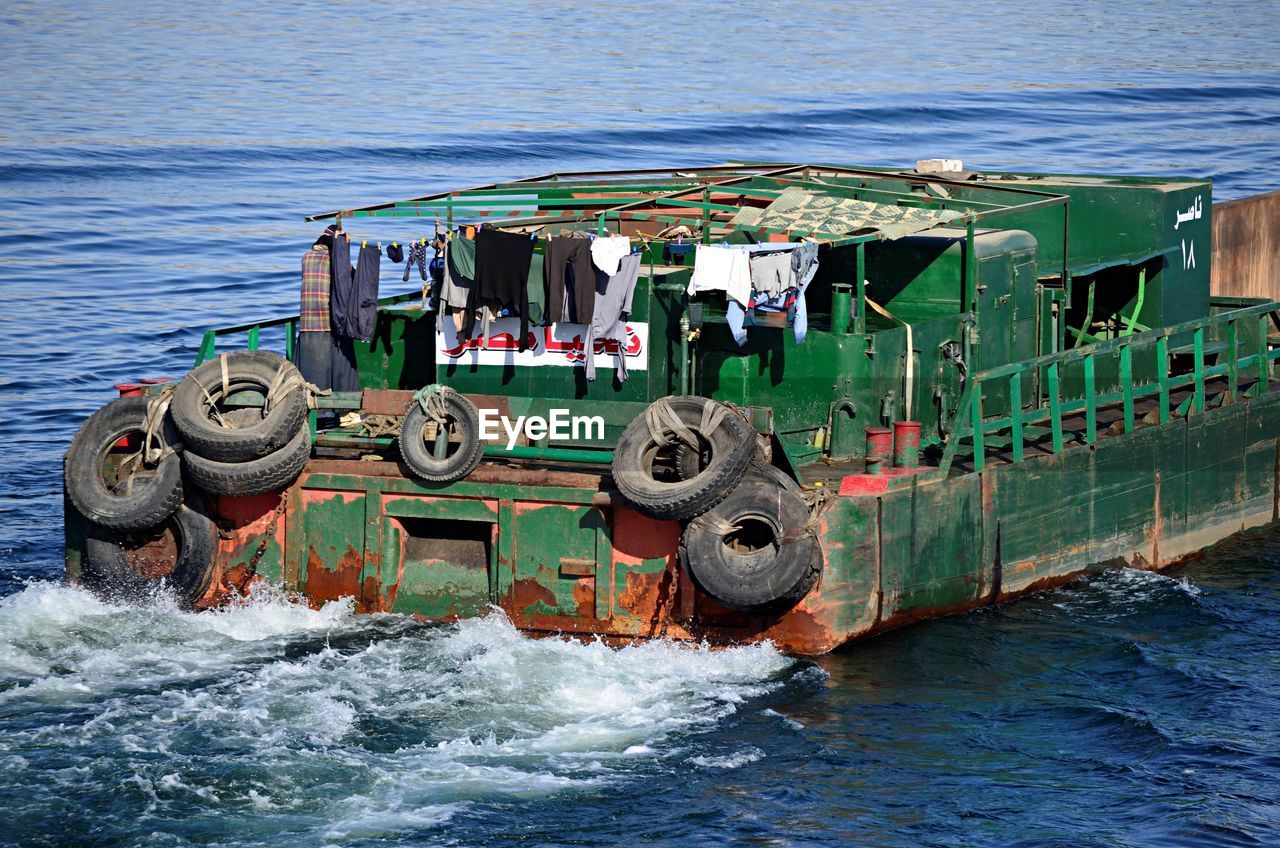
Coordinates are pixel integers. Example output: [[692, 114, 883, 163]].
[[62, 161, 1280, 655]]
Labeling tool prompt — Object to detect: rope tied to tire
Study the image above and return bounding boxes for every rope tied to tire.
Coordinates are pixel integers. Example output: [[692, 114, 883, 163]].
[[689, 485, 830, 544], [645, 396, 731, 449], [117, 388, 178, 494], [262, 360, 328, 414], [189, 355, 329, 430], [412, 384, 452, 425]]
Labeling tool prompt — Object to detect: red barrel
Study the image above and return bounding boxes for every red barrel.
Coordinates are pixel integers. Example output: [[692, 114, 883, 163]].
[[865, 427, 893, 475], [893, 420, 921, 468]]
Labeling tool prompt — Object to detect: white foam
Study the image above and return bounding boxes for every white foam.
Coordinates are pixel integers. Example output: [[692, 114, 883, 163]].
[[690, 746, 765, 768], [0, 581, 793, 839]]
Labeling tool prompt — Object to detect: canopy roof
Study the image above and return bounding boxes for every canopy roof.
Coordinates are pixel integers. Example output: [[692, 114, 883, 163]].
[[306, 163, 1068, 246]]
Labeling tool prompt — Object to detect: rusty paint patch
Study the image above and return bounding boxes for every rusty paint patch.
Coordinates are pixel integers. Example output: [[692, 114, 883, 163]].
[[571, 580, 596, 620], [305, 544, 364, 607], [511, 576, 558, 615]]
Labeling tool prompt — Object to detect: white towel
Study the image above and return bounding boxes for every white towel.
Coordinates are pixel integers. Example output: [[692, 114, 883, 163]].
[[590, 235, 632, 276], [688, 244, 751, 307]]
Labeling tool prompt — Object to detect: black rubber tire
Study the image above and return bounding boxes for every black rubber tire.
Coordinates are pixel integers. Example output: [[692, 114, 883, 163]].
[[398, 391, 485, 483], [681, 481, 823, 613], [183, 424, 311, 497], [611, 396, 754, 521], [171, 350, 308, 463], [743, 458, 802, 494], [65, 395, 184, 532], [82, 496, 218, 609]]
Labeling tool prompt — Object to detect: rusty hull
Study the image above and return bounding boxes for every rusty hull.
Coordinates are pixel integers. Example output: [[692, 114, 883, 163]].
[[164, 386, 1280, 655]]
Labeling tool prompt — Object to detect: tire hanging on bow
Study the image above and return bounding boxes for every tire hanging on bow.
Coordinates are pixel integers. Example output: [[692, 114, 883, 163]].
[[398, 385, 485, 483], [80, 492, 219, 609], [171, 350, 309, 463], [610, 396, 755, 521], [680, 479, 823, 613], [64, 393, 185, 532]]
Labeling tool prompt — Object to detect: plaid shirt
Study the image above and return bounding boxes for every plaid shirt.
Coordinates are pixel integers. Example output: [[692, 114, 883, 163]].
[[300, 245, 331, 332]]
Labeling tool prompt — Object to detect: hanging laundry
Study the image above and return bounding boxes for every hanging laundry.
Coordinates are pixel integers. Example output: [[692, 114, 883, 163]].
[[663, 242, 696, 265], [298, 239, 333, 390], [466, 228, 535, 350], [330, 229, 354, 310], [330, 332, 362, 392], [749, 251, 794, 297], [689, 243, 751, 307], [789, 241, 820, 344], [590, 234, 631, 276], [332, 242, 380, 342], [385, 242, 404, 264], [403, 240, 428, 283], [544, 236, 596, 324], [526, 248, 545, 326], [438, 237, 475, 333], [585, 253, 642, 383], [728, 242, 821, 346]]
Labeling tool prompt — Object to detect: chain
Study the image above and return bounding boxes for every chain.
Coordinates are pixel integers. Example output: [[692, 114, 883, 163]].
[[243, 494, 290, 580]]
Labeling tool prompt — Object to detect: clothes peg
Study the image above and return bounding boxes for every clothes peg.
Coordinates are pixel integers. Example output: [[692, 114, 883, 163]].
[[361, 240, 367, 249], [377, 241, 382, 250]]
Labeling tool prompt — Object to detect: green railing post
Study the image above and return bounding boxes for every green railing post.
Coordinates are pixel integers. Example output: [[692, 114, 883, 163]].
[[1226, 319, 1238, 402], [1257, 314, 1270, 396], [1157, 336, 1170, 423], [246, 325, 260, 351], [1048, 363, 1064, 453], [1192, 327, 1205, 413], [1120, 345, 1134, 433], [970, 381, 984, 473], [1009, 370, 1024, 463], [195, 330, 216, 367], [285, 319, 297, 362], [1084, 353, 1097, 443]]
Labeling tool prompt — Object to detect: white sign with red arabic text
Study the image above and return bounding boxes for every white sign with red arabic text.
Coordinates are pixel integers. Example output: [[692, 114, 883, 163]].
[[437, 317, 648, 371]]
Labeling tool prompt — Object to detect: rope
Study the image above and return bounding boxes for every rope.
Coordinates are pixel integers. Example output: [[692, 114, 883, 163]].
[[359, 414, 402, 438], [193, 378, 233, 429], [117, 388, 177, 494], [141, 387, 176, 465], [220, 354, 230, 404], [412, 384, 452, 424], [265, 366, 327, 412], [643, 397, 700, 448]]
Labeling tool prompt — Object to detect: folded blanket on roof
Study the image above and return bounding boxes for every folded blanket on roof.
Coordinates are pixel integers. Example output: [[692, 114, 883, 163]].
[[732, 186, 963, 240]]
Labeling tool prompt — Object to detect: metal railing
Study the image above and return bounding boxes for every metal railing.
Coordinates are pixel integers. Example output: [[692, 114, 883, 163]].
[[940, 300, 1280, 474], [193, 290, 424, 367]]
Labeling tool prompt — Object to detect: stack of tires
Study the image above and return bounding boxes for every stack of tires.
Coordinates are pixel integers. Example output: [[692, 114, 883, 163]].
[[64, 350, 310, 608], [610, 396, 823, 613], [171, 351, 312, 498]]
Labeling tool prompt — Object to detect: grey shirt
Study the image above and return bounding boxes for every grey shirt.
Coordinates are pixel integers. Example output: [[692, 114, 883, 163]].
[[750, 251, 795, 297], [585, 253, 642, 382]]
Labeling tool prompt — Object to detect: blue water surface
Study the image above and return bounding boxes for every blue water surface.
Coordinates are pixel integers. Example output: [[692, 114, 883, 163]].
[[1, 1, 1280, 846]]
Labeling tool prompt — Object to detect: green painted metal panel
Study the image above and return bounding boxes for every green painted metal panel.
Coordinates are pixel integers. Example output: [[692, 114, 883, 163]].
[[1185, 402, 1250, 528], [298, 491, 367, 602], [512, 503, 605, 621], [878, 475, 984, 616]]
